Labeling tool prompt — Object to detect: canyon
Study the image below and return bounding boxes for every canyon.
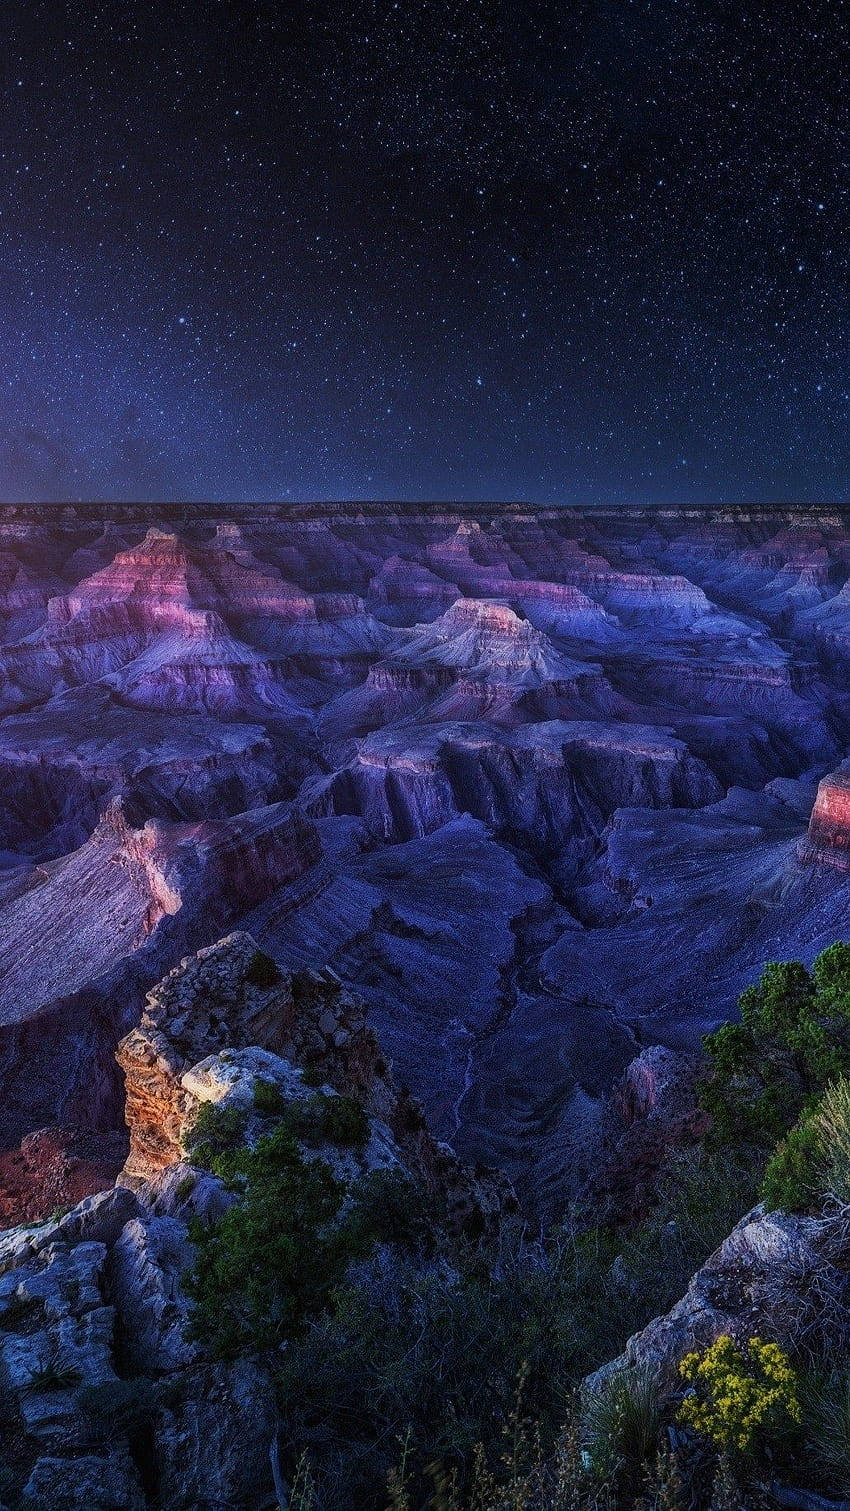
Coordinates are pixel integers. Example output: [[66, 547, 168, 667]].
[[3, 500, 850, 1215]]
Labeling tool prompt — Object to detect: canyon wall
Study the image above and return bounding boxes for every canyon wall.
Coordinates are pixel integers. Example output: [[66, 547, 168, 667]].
[[2, 502, 850, 1210]]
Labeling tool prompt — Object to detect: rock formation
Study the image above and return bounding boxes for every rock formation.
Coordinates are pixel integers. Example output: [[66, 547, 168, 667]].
[[2, 502, 850, 1209], [803, 767, 850, 865], [585, 1204, 850, 1401], [0, 931, 517, 1511]]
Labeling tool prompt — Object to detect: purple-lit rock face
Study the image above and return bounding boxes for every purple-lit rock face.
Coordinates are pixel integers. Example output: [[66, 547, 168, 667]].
[[4, 500, 850, 1210]]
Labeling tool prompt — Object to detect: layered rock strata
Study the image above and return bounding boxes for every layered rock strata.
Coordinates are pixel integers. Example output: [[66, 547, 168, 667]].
[[2, 504, 850, 1209]]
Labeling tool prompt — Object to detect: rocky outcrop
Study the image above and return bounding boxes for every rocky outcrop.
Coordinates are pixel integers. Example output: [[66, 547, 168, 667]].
[[117, 930, 392, 1181], [0, 928, 518, 1509], [581, 1046, 707, 1227], [0, 1185, 279, 1509], [394, 598, 591, 683], [310, 720, 722, 849], [803, 768, 850, 866], [586, 1204, 850, 1399], [0, 800, 322, 1166], [116, 930, 514, 1240], [49, 526, 301, 625], [105, 609, 309, 717], [0, 1181, 316, 1506]]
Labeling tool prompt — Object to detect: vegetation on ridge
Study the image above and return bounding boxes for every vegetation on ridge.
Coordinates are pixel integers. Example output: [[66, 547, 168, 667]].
[[173, 944, 850, 1506]]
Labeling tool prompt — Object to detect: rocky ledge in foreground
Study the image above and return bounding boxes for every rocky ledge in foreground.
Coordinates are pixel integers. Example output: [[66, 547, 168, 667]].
[[585, 1202, 850, 1402], [0, 932, 514, 1511]]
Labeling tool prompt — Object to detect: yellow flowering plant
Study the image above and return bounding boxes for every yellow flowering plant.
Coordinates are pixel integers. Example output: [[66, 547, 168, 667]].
[[677, 1335, 801, 1456]]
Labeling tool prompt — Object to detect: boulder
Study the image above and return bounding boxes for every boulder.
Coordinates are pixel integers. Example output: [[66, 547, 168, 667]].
[[585, 1205, 850, 1400]]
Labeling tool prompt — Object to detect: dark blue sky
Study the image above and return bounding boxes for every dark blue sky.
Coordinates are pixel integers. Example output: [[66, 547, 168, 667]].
[[1, 0, 849, 505]]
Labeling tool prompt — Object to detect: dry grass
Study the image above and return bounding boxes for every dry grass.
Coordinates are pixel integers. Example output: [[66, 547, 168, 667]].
[[815, 1077, 850, 1205]]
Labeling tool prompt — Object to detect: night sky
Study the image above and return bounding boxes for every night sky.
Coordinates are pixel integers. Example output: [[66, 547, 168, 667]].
[[2, 1, 849, 505]]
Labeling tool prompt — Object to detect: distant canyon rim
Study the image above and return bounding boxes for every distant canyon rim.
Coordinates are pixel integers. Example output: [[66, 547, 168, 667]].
[[2, 498, 850, 1213]]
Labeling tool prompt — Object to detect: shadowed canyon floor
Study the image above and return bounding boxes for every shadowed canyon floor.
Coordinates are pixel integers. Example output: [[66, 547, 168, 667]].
[[4, 501, 850, 1212]]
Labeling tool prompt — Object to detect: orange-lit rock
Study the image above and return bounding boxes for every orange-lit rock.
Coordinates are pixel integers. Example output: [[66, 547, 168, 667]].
[[804, 769, 850, 865]]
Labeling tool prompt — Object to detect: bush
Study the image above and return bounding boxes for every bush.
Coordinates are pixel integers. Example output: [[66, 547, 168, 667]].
[[581, 1364, 663, 1487], [677, 1335, 801, 1457], [759, 1074, 850, 1212], [701, 949, 850, 1152], [252, 1080, 370, 1147], [280, 1092, 370, 1150], [245, 948, 281, 988], [174, 1172, 196, 1203], [760, 1106, 823, 1212], [253, 1075, 286, 1115], [182, 1101, 248, 1170], [349, 1167, 440, 1252], [185, 1122, 371, 1356], [603, 1146, 762, 1326], [273, 1215, 693, 1508], [275, 1241, 589, 1506]]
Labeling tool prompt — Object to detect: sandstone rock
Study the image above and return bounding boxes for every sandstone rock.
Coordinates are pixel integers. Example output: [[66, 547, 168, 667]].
[[803, 768, 850, 866], [309, 718, 722, 850], [0, 796, 321, 1174], [117, 931, 393, 1181]]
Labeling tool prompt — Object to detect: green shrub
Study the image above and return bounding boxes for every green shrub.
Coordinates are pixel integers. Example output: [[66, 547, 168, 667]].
[[181, 1101, 248, 1170], [701, 948, 850, 1151], [760, 1106, 823, 1212], [604, 1146, 762, 1325], [253, 1075, 286, 1115], [349, 1167, 440, 1252], [185, 1122, 370, 1356], [245, 948, 281, 988], [759, 1074, 850, 1211], [252, 1079, 369, 1146], [280, 1091, 369, 1150], [316, 1093, 369, 1147], [174, 1172, 196, 1203], [301, 1064, 325, 1088]]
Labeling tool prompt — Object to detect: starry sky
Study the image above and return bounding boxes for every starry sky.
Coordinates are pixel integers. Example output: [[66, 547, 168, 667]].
[[2, 0, 849, 505]]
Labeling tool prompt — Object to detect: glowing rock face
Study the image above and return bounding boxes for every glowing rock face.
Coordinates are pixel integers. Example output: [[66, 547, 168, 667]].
[[806, 771, 850, 861]]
